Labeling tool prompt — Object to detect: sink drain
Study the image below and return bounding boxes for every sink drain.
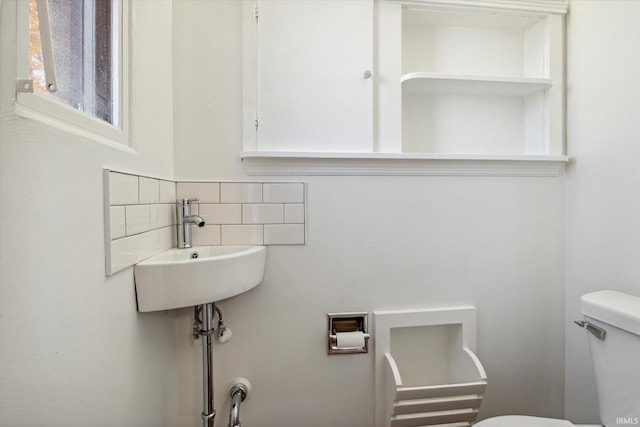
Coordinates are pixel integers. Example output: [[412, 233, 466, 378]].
[[190, 252, 199, 259]]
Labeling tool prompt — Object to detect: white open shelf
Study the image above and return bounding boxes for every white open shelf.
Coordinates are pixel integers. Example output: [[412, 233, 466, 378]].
[[385, 346, 487, 427], [373, 1, 567, 158], [393, 2, 564, 157], [401, 73, 552, 97], [374, 307, 487, 427]]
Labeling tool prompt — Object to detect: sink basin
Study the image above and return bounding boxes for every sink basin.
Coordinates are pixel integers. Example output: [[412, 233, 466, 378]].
[[134, 246, 266, 312]]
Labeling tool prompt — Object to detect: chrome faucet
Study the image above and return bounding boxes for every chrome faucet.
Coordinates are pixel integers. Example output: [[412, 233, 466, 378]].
[[177, 198, 205, 249]]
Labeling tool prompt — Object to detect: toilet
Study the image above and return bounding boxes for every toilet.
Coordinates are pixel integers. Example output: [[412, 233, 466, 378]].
[[476, 290, 640, 427]]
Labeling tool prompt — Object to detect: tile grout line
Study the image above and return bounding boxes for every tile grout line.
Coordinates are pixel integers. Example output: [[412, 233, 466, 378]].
[[111, 225, 176, 241]]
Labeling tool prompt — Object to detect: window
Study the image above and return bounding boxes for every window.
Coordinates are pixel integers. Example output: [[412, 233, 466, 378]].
[[16, 0, 129, 147]]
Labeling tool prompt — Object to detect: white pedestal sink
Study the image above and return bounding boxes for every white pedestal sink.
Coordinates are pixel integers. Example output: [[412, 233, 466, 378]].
[[134, 246, 266, 312]]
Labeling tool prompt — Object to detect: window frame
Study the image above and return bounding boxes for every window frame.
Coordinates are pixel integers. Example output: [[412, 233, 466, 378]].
[[14, 0, 131, 149]]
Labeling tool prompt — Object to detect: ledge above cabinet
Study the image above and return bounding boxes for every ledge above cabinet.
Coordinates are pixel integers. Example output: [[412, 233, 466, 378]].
[[401, 73, 553, 97], [241, 151, 569, 177]]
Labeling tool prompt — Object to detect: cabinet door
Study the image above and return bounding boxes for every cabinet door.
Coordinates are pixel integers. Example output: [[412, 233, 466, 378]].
[[254, 0, 373, 152]]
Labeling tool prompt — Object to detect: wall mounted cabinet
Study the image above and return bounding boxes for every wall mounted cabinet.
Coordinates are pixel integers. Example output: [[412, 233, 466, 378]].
[[242, 0, 569, 175], [244, 0, 374, 153]]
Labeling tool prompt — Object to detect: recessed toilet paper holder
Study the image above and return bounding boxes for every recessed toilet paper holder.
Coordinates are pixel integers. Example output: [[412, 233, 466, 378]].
[[328, 312, 370, 355]]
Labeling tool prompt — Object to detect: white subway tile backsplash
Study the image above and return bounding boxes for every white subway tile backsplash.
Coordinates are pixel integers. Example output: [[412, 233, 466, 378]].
[[199, 204, 241, 224], [168, 204, 177, 226], [159, 180, 177, 203], [105, 170, 306, 276], [125, 205, 151, 235], [221, 225, 264, 245], [284, 204, 305, 224], [177, 182, 220, 203], [221, 183, 262, 203], [139, 177, 160, 204], [264, 224, 305, 245], [110, 206, 126, 239], [142, 227, 175, 260], [150, 204, 173, 229], [243, 204, 283, 224], [109, 234, 142, 274], [109, 172, 138, 205], [109, 227, 175, 275], [192, 225, 221, 246], [263, 183, 304, 203], [149, 206, 160, 230]]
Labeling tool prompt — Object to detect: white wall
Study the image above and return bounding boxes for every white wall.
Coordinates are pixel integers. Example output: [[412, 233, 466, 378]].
[[172, 2, 566, 425], [170, 178, 566, 427], [5, 0, 612, 424], [564, 1, 640, 423], [172, 0, 245, 180], [0, 1, 179, 425]]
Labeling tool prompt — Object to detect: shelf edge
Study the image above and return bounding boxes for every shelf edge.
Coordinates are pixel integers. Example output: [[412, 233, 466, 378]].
[[401, 72, 552, 86], [241, 152, 569, 177], [401, 73, 553, 96], [387, 0, 569, 15]]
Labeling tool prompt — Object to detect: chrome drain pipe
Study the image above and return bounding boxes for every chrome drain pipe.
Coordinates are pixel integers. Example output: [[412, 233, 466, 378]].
[[201, 303, 216, 427], [228, 379, 250, 427]]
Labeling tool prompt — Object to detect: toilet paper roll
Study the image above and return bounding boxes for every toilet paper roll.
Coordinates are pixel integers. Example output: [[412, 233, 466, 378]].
[[336, 331, 365, 349]]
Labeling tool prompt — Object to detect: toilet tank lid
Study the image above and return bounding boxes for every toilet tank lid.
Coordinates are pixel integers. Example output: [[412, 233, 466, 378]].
[[581, 290, 640, 336]]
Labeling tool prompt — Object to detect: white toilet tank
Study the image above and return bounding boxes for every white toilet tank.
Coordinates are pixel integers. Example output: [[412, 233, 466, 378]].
[[580, 290, 640, 426]]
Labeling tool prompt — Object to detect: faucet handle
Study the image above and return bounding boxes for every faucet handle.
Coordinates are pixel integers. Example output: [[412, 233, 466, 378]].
[[178, 198, 199, 205]]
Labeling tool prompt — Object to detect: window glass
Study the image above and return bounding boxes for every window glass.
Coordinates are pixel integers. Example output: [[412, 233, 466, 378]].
[[29, 0, 118, 126]]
